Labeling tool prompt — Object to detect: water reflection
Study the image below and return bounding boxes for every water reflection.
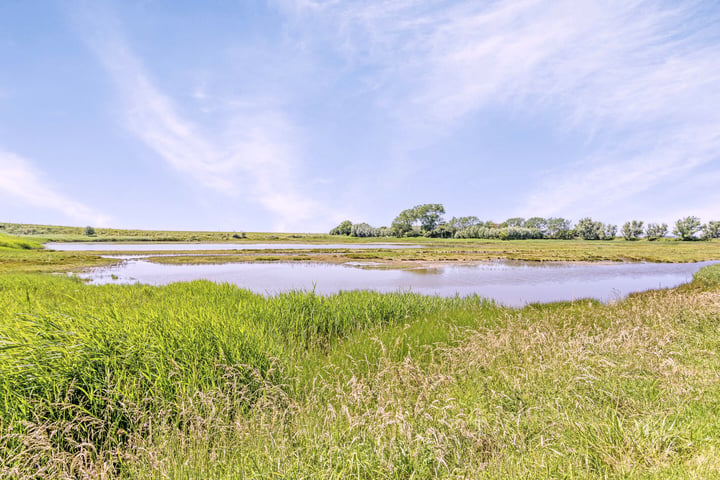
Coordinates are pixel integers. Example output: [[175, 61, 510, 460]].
[[77, 259, 717, 307]]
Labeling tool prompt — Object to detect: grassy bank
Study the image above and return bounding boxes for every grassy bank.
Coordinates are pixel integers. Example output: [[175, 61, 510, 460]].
[[141, 238, 720, 267], [0, 232, 43, 250], [0, 222, 349, 244], [1, 265, 720, 478]]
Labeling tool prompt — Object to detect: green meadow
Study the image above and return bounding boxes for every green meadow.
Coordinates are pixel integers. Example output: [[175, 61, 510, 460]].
[[1, 228, 720, 478]]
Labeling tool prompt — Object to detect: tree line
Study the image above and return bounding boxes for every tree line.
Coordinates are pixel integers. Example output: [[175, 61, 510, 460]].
[[330, 204, 720, 241]]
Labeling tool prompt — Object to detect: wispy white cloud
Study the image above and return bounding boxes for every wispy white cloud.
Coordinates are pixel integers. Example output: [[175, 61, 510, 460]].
[[72, 3, 329, 231], [277, 0, 720, 217], [0, 150, 112, 226]]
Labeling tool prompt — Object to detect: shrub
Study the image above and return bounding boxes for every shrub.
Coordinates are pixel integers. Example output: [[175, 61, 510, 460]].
[[425, 223, 455, 238], [454, 226, 542, 240], [350, 222, 375, 237]]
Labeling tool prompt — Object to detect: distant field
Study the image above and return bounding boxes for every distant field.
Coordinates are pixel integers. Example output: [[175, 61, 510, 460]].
[[0, 222, 353, 244], [0, 223, 719, 275]]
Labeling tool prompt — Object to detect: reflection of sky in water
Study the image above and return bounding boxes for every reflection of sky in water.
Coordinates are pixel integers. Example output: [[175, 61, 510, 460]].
[[78, 260, 718, 307], [46, 242, 420, 251]]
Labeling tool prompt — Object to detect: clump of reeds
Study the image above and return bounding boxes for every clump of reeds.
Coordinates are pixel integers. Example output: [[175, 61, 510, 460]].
[[1, 265, 720, 478]]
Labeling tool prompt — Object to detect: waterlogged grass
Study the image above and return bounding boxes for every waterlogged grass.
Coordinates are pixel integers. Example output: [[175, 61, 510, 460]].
[[119, 239, 720, 268], [1, 265, 720, 478], [0, 249, 118, 274]]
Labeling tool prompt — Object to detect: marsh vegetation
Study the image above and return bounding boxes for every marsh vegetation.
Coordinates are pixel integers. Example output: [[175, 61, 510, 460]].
[[1, 265, 719, 478], [2, 226, 720, 478]]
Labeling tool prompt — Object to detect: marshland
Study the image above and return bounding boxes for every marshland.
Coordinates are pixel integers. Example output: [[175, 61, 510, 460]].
[[5, 1, 720, 477], [1, 221, 720, 478]]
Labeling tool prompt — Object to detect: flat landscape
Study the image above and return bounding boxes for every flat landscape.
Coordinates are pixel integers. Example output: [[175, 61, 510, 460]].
[[1, 226, 720, 478], [4, 2, 720, 478]]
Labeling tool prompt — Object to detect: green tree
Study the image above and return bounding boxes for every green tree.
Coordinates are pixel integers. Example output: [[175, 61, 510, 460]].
[[502, 217, 525, 228], [604, 224, 617, 240], [703, 221, 720, 239], [574, 218, 604, 240], [391, 209, 415, 237], [674, 216, 702, 240], [391, 204, 445, 236], [524, 217, 548, 235], [621, 220, 644, 240], [546, 217, 573, 239], [329, 220, 353, 235], [645, 223, 668, 241], [85, 226, 96, 236], [415, 204, 446, 232], [426, 223, 454, 238], [448, 216, 480, 231]]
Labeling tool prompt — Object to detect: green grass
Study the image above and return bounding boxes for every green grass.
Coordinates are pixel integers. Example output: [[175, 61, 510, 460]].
[[0, 232, 43, 250], [0, 249, 118, 274], [0, 222, 362, 244], [1, 265, 720, 478], [3, 222, 720, 271], [142, 238, 720, 267]]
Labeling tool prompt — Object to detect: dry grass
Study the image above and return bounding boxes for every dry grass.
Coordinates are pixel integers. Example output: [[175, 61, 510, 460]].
[[2, 267, 720, 478]]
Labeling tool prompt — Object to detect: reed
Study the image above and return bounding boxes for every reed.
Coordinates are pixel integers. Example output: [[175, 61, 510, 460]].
[[1, 264, 719, 478]]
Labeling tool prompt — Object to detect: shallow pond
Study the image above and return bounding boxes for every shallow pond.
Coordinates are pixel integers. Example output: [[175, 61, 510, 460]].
[[77, 260, 716, 307], [46, 242, 420, 251]]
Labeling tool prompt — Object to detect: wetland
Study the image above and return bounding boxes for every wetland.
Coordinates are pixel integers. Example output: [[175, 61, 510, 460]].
[[2, 226, 720, 478]]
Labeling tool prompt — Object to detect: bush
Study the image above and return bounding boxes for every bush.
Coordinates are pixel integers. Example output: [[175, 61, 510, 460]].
[[454, 226, 542, 240], [350, 223, 374, 237], [693, 264, 720, 287], [85, 226, 96, 236], [425, 223, 455, 238]]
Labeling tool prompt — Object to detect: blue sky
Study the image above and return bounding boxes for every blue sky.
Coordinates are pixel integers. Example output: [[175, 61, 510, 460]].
[[1, 0, 719, 232]]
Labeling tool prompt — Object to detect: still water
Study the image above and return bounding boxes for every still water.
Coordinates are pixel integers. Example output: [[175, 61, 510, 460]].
[[47, 242, 419, 251], [78, 260, 716, 307]]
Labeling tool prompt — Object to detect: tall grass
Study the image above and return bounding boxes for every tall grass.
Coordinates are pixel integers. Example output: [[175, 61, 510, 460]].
[[1, 265, 720, 478], [0, 274, 492, 477], [0, 233, 42, 250]]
